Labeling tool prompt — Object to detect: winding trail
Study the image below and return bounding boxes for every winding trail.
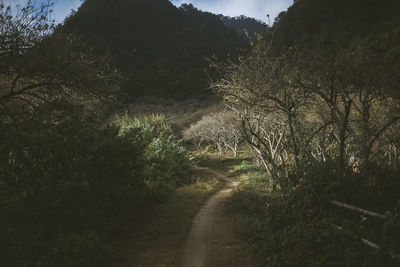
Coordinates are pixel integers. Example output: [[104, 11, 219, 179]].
[[180, 166, 259, 267]]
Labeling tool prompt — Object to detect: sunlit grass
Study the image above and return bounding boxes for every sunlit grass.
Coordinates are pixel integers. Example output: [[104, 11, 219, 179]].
[[193, 147, 254, 172]]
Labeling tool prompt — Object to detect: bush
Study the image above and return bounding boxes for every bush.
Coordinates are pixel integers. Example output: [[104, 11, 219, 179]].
[[116, 114, 191, 195], [0, 108, 191, 266]]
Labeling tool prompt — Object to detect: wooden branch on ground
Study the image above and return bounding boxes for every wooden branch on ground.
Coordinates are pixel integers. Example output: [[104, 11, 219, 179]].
[[331, 200, 387, 220], [392, 254, 400, 260], [332, 204, 400, 261], [361, 238, 380, 250], [333, 224, 381, 250], [360, 240, 400, 261]]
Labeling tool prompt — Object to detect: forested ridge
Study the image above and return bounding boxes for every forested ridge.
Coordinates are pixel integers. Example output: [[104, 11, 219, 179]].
[[221, 15, 267, 41], [60, 0, 257, 100], [1, 0, 400, 266]]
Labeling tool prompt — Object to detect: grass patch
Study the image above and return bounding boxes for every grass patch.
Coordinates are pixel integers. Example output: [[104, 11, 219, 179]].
[[193, 150, 253, 173], [109, 165, 225, 266]]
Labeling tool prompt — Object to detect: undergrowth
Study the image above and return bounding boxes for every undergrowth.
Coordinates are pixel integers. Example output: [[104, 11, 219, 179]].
[[229, 159, 400, 267]]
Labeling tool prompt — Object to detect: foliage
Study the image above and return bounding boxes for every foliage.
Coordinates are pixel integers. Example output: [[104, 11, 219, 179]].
[[0, 2, 191, 266], [0, 109, 191, 266], [1, 105, 140, 266], [116, 114, 191, 191]]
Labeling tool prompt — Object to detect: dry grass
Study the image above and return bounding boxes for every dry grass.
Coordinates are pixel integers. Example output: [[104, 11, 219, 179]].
[[127, 96, 222, 131]]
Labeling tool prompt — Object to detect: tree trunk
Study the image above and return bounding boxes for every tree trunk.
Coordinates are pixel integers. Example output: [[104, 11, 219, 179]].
[[359, 97, 371, 176], [288, 112, 302, 178], [395, 147, 400, 173], [337, 100, 352, 182]]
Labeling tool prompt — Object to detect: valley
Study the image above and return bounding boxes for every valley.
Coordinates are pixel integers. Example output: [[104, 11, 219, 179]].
[[1, 0, 400, 266]]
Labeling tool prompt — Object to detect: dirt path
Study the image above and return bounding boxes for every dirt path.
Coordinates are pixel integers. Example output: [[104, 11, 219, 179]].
[[180, 166, 260, 267]]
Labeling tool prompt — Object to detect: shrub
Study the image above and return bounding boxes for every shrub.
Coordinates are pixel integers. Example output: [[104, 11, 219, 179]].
[[0, 108, 191, 266], [116, 114, 191, 195]]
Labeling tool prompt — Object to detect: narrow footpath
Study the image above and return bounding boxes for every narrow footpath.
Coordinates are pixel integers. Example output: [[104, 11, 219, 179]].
[[111, 165, 260, 266], [180, 166, 260, 267]]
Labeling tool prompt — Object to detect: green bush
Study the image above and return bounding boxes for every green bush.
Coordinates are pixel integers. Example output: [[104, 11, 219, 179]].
[[116, 114, 191, 196], [0, 107, 191, 266]]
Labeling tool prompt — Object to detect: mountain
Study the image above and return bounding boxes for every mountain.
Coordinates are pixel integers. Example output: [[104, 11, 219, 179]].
[[60, 0, 248, 100]]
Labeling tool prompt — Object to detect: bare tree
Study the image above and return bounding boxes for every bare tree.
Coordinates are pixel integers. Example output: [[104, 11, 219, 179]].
[[243, 111, 289, 190], [184, 110, 242, 156], [296, 45, 400, 177], [212, 41, 324, 189]]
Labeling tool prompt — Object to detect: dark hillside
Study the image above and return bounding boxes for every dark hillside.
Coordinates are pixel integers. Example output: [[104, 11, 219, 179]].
[[61, 0, 248, 100], [270, 0, 400, 97], [273, 0, 400, 49]]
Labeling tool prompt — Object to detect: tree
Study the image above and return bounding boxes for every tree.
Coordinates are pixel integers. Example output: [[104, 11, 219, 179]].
[[294, 39, 400, 177], [0, 0, 120, 187], [0, 0, 118, 127], [270, 0, 400, 177], [212, 27, 400, 189], [184, 110, 242, 156], [212, 40, 324, 189]]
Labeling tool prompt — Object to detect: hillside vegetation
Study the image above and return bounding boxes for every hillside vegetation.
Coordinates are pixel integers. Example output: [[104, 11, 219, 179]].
[[184, 0, 400, 265]]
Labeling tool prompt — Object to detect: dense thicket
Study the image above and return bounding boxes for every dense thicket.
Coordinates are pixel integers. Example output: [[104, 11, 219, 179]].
[[60, 0, 249, 100], [0, 2, 191, 266], [208, 0, 400, 265], [1, 111, 191, 266]]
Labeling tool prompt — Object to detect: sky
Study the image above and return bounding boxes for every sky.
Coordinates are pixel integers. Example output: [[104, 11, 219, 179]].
[[170, 0, 293, 24], [2, 0, 293, 24], [1, 0, 82, 23]]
